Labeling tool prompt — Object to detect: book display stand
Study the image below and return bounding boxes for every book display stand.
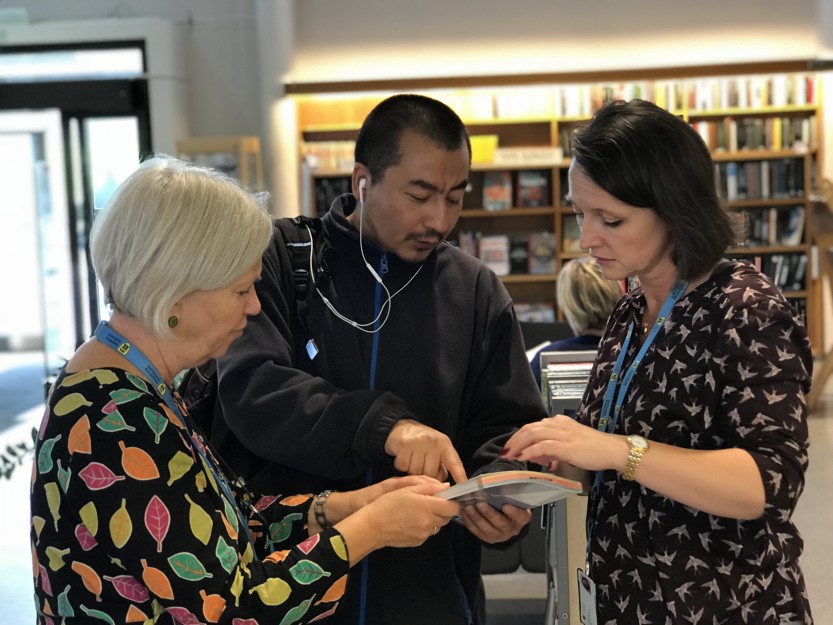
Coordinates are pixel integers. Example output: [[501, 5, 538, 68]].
[[540, 350, 597, 625]]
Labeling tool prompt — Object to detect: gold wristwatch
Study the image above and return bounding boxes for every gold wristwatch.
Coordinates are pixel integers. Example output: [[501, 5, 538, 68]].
[[622, 435, 649, 481]]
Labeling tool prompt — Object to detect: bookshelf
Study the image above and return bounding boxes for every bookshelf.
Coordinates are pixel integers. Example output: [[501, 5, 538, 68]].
[[176, 135, 263, 191], [291, 64, 823, 349]]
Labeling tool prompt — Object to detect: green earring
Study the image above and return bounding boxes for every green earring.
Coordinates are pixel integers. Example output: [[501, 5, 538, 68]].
[[168, 315, 179, 328]]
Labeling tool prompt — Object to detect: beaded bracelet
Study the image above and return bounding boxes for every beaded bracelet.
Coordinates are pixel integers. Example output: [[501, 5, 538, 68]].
[[313, 489, 335, 529]]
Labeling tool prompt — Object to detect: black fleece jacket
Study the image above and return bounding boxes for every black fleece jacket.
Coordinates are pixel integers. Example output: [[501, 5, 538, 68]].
[[212, 195, 547, 625]]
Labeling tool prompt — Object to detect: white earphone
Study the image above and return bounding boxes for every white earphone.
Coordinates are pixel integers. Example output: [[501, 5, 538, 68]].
[[307, 174, 423, 334]]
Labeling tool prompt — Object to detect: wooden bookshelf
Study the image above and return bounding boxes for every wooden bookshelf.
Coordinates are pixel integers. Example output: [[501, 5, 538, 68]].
[[292, 65, 823, 348]]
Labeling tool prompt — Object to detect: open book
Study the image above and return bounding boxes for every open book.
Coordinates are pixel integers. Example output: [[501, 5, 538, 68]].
[[437, 470, 582, 510]]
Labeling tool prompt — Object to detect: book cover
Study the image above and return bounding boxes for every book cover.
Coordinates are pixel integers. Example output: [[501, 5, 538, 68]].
[[516, 169, 551, 208], [478, 234, 511, 276], [437, 470, 582, 510], [528, 231, 556, 274], [482, 171, 513, 211], [509, 235, 530, 274]]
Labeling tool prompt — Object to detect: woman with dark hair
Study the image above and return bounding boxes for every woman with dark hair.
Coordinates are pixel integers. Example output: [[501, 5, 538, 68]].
[[503, 99, 813, 624]]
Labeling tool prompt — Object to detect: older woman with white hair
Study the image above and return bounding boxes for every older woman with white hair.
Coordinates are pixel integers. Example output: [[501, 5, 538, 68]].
[[30, 156, 458, 624]]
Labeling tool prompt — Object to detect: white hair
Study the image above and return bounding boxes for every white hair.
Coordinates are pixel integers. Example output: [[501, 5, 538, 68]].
[[90, 155, 272, 338]]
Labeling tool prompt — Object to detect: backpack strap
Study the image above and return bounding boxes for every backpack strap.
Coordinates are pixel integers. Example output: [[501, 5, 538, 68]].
[[274, 215, 324, 303], [274, 215, 326, 360]]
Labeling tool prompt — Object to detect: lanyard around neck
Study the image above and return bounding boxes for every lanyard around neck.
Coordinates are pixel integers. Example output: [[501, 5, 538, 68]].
[[93, 320, 257, 551], [584, 281, 688, 571], [597, 281, 688, 436]]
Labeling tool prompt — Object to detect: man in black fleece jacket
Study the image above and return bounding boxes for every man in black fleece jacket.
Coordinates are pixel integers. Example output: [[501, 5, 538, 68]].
[[212, 94, 548, 625]]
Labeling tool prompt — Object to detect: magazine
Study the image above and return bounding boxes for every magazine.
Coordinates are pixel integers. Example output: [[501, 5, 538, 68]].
[[438, 469, 582, 510]]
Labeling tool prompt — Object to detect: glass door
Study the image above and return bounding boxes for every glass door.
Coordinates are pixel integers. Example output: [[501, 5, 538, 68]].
[[0, 110, 72, 379]]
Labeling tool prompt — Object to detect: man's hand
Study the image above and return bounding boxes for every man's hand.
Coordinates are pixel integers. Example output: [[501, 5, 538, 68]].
[[385, 419, 468, 485], [460, 502, 532, 544]]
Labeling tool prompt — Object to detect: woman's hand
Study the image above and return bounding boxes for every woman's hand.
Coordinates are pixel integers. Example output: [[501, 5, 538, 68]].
[[502, 414, 627, 473], [322, 475, 443, 527], [334, 481, 460, 563], [365, 482, 460, 548]]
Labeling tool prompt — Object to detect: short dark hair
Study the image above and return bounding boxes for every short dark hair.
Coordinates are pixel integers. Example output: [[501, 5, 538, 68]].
[[571, 99, 735, 281], [355, 94, 471, 182]]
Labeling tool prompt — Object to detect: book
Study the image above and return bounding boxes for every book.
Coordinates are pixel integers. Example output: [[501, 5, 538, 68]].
[[438, 470, 582, 510], [478, 234, 510, 276], [482, 171, 513, 211], [508, 235, 530, 274], [528, 231, 556, 274], [516, 169, 551, 208]]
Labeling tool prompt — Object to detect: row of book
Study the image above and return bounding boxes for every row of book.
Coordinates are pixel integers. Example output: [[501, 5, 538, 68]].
[[440, 74, 817, 121], [741, 205, 805, 247], [688, 74, 816, 111], [693, 116, 815, 153], [299, 75, 818, 139], [715, 159, 805, 202], [732, 253, 808, 292], [454, 231, 557, 276], [482, 170, 552, 210]]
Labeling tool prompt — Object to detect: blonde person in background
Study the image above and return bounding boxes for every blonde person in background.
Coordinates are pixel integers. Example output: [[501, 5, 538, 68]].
[[30, 156, 459, 624], [530, 256, 623, 387]]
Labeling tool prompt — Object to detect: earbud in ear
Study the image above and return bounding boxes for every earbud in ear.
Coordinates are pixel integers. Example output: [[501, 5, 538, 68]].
[[358, 177, 366, 203]]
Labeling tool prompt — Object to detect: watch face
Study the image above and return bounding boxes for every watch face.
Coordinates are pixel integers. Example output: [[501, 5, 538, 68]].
[[629, 435, 648, 449]]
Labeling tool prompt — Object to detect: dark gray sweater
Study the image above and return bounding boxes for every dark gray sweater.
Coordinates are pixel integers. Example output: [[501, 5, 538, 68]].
[[212, 195, 547, 625]]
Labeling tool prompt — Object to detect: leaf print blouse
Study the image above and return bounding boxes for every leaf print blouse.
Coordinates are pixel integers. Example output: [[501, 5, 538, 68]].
[[577, 261, 813, 625], [30, 367, 351, 624]]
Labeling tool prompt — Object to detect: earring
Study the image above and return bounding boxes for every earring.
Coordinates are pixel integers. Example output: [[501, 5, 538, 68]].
[[168, 315, 179, 328]]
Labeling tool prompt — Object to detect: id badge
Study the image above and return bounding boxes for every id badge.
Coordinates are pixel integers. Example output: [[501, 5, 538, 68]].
[[577, 569, 598, 625]]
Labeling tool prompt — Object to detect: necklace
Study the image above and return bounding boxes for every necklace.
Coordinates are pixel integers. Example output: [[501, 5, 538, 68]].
[[642, 322, 650, 335]]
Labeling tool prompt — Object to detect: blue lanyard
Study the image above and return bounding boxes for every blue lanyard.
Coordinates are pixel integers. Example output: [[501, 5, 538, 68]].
[[94, 320, 258, 552], [584, 282, 688, 571]]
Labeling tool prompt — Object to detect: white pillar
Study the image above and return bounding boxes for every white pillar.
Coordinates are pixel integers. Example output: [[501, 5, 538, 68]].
[[254, 0, 300, 217]]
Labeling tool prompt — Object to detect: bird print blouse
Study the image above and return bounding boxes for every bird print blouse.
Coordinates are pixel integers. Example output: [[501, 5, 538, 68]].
[[30, 368, 351, 624], [576, 261, 813, 625]]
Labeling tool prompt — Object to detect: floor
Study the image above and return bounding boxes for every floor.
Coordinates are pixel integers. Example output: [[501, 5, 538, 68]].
[[1, 351, 831, 624]]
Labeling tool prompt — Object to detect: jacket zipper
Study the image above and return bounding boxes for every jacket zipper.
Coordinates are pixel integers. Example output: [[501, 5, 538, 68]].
[[359, 252, 388, 625]]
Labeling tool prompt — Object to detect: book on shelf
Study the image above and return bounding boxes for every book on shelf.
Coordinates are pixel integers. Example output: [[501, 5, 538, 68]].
[[528, 231, 556, 274], [478, 234, 511, 276], [516, 169, 551, 208], [437, 470, 582, 510], [509, 235, 530, 274], [482, 171, 513, 211]]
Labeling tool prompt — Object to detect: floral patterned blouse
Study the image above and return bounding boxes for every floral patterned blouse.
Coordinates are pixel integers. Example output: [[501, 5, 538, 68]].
[[577, 261, 813, 624], [30, 368, 351, 624]]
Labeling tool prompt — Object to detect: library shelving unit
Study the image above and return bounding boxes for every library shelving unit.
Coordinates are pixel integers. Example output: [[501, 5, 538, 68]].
[[176, 135, 263, 191], [288, 61, 824, 349]]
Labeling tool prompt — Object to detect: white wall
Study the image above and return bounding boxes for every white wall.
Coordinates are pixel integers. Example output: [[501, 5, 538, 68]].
[[291, 0, 820, 82], [0, 0, 262, 140]]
